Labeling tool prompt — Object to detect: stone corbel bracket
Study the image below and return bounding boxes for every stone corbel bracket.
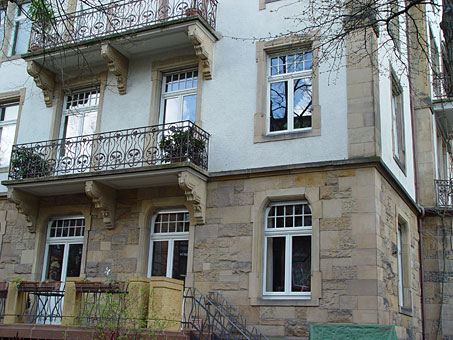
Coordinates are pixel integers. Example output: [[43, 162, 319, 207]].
[[85, 180, 117, 229], [187, 25, 215, 80], [7, 188, 39, 233], [27, 61, 55, 107], [178, 171, 207, 225], [101, 44, 129, 95]]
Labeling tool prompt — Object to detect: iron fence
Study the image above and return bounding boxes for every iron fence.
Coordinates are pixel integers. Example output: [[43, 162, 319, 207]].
[[433, 73, 453, 99], [435, 180, 453, 208], [17, 282, 64, 324], [29, 0, 218, 51], [8, 121, 210, 180]]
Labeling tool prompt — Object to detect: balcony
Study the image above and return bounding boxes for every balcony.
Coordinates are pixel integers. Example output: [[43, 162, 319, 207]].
[[24, 0, 218, 106], [432, 73, 453, 139], [29, 0, 217, 52], [435, 180, 453, 208]]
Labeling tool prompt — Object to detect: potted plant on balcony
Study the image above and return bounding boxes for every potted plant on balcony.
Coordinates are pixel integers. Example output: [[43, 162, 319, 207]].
[[10, 148, 52, 179], [159, 127, 206, 164], [75, 279, 127, 293]]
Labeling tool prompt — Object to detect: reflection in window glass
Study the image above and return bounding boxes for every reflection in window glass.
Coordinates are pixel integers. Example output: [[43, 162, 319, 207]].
[[268, 51, 312, 133], [172, 240, 188, 280], [291, 236, 311, 292], [162, 71, 197, 124], [67, 244, 83, 277], [0, 10, 5, 48], [152, 241, 168, 276], [45, 244, 65, 281]]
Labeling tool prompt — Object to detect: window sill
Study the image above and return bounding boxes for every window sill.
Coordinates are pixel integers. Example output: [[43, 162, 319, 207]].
[[250, 296, 319, 307], [254, 127, 321, 144], [399, 306, 413, 317]]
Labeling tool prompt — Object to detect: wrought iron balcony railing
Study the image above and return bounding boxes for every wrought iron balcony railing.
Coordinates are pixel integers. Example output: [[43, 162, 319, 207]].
[[433, 72, 453, 99], [8, 121, 210, 181], [29, 0, 218, 51], [435, 179, 453, 208]]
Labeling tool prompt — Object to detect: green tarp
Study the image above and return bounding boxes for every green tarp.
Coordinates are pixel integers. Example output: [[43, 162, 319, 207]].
[[309, 324, 398, 340]]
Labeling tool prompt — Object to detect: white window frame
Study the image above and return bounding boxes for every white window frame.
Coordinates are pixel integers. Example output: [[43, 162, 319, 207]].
[[41, 216, 85, 282], [263, 201, 312, 299], [147, 209, 190, 279], [0, 101, 19, 168], [9, 2, 31, 56], [267, 51, 313, 134], [60, 88, 100, 139], [159, 69, 198, 125], [391, 75, 406, 169]]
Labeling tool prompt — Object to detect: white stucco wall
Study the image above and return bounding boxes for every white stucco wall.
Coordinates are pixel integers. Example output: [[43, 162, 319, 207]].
[[205, 0, 349, 172]]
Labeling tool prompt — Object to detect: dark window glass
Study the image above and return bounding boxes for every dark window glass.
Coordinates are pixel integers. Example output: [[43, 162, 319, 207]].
[[172, 240, 188, 280], [152, 241, 168, 276], [291, 236, 311, 292], [266, 237, 285, 292], [45, 245, 65, 281], [66, 244, 83, 277]]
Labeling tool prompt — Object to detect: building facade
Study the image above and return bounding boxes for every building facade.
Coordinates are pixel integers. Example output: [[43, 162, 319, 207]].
[[0, 0, 450, 339]]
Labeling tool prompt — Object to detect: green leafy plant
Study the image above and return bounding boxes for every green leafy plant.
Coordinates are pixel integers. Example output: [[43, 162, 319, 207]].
[[10, 277, 26, 287], [159, 128, 206, 163], [10, 148, 52, 179], [28, 0, 55, 28]]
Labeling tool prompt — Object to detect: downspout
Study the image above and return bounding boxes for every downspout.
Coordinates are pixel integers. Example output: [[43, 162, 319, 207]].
[[406, 9, 426, 339]]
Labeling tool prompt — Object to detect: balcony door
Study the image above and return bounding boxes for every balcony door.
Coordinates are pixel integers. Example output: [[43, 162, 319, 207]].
[[41, 217, 85, 324], [160, 70, 198, 125], [58, 89, 99, 174]]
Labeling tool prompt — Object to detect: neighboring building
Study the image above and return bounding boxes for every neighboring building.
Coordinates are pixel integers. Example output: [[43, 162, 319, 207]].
[[0, 0, 450, 339]]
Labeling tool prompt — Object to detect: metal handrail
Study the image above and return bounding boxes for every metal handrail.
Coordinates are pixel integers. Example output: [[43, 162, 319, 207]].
[[8, 120, 210, 180], [208, 291, 269, 340], [182, 287, 251, 340], [29, 0, 218, 51]]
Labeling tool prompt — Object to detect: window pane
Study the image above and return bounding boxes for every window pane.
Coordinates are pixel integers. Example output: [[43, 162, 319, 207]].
[[66, 244, 83, 277], [291, 236, 311, 292], [172, 240, 188, 280], [0, 124, 16, 167], [0, 10, 5, 48], [164, 97, 180, 124], [82, 110, 97, 135], [265, 237, 285, 292], [270, 81, 288, 132], [12, 19, 32, 55], [152, 241, 168, 276], [293, 78, 312, 129], [2, 105, 19, 121], [45, 244, 65, 281], [182, 95, 196, 122]]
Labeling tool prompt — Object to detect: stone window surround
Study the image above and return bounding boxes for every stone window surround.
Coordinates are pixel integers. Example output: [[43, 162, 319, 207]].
[[30, 205, 92, 281], [136, 195, 196, 283], [150, 55, 203, 127], [0, 2, 28, 62], [48, 73, 107, 141], [254, 35, 321, 143], [0, 89, 25, 173], [396, 213, 413, 316], [259, 0, 281, 10], [249, 186, 321, 306]]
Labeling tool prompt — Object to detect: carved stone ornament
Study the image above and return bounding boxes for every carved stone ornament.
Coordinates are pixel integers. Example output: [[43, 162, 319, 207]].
[[101, 44, 129, 95], [178, 171, 207, 225], [187, 25, 215, 80], [7, 189, 39, 233], [26, 61, 55, 107], [85, 180, 117, 229]]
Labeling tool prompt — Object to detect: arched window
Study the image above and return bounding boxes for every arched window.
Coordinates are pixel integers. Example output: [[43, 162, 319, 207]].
[[148, 210, 189, 280], [42, 216, 85, 281], [263, 201, 312, 298]]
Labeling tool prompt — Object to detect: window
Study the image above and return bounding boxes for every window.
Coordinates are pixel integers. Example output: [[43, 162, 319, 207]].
[[161, 70, 197, 124], [391, 75, 405, 168], [0, 8, 6, 49], [397, 221, 411, 313], [264, 202, 312, 298], [42, 217, 85, 281], [0, 102, 19, 168], [148, 210, 189, 280], [10, 3, 32, 56], [268, 51, 313, 133]]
